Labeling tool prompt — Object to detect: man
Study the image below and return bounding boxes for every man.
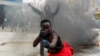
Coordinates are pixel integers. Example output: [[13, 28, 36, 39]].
[[33, 19, 73, 56]]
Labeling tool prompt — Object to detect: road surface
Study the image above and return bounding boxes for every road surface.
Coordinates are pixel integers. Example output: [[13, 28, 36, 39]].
[[0, 32, 100, 56]]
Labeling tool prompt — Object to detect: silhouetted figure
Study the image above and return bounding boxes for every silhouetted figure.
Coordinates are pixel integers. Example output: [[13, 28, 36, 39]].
[[28, 3, 60, 24], [0, 5, 5, 29]]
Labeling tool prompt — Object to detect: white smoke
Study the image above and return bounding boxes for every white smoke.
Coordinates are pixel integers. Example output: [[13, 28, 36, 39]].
[[1, 0, 100, 48], [45, 0, 100, 48]]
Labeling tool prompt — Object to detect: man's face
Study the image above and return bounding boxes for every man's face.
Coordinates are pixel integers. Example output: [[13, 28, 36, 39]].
[[41, 22, 51, 34]]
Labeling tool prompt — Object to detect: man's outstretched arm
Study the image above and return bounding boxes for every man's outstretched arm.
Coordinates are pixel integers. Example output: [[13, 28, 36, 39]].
[[33, 36, 42, 47], [28, 3, 42, 16], [50, 33, 58, 48], [52, 3, 60, 17]]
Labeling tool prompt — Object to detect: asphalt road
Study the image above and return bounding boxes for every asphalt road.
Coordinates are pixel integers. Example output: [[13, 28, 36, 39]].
[[0, 32, 100, 56]]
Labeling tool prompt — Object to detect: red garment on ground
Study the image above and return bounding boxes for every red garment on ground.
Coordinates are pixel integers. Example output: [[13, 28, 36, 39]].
[[48, 42, 73, 56]]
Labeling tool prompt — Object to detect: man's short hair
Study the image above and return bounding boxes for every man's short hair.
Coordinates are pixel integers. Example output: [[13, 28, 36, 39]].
[[40, 19, 51, 26]]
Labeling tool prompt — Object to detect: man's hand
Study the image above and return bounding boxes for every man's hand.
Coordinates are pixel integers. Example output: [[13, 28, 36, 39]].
[[42, 40, 50, 48], [39, 30, 46, 38]]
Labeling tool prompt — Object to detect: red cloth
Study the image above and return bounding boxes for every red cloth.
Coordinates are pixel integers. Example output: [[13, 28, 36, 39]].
[[48, 42, 73, 56]]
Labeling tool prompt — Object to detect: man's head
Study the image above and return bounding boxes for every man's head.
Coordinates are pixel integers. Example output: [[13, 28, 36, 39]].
[[44, 4, 51, 14], [40, 19, 52, 34], [40, 19, 51, 26]]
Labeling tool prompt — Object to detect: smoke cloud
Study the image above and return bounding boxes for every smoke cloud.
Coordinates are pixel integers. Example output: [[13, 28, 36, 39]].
[[0, 0, 100, 48]]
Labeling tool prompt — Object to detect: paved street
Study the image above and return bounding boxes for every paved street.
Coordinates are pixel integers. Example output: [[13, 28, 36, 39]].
[[74, 47, 100, 56], [0, 32, 100, 56]]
